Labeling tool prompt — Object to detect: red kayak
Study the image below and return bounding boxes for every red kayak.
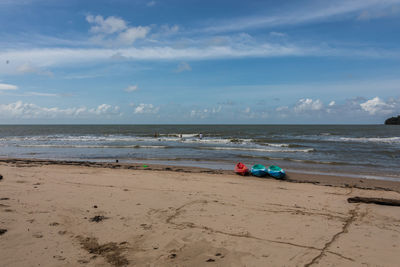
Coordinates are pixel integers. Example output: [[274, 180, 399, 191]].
[[235, 162, 249, 176]]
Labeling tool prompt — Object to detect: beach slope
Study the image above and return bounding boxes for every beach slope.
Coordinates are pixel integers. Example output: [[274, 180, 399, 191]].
[[1, 162, 400, 266]]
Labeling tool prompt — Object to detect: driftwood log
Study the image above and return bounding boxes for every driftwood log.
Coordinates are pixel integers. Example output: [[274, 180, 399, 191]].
[[348, 197, 400, 206]]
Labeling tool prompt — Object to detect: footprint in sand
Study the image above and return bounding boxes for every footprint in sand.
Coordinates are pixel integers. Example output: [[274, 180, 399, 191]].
[[33, 233, 43, 238], [53, 255, 66, 261], [140, 223, 152, 230]]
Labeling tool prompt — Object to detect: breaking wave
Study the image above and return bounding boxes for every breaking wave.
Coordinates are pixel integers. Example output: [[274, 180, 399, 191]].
[[16, 144, 167, 149], [338, 137, 400, 143], [199, 146, 315, 153]]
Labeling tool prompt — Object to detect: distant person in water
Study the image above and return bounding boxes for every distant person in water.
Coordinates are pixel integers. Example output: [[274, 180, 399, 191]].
[[199, 133, 203, 139], [154, 132, 158, 138]]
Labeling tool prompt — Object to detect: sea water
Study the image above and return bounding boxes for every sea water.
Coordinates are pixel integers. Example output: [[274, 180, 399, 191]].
[[0, 125, 399, 181]]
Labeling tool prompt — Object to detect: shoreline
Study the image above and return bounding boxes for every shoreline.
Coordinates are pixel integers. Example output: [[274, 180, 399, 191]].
[[1, 157, 400, 193]]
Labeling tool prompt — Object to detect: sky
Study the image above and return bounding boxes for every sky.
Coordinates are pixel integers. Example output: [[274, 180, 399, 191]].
[[0, 0, 400, 124]]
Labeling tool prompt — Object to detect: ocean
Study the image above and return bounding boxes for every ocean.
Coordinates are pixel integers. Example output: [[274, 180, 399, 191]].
[[0, 125, 399, 181]]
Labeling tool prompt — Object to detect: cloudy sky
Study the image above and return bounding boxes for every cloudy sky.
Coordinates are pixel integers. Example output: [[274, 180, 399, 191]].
[[1, 0, 400, 124]]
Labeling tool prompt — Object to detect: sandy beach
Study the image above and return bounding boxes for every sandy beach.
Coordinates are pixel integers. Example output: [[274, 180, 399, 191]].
[[1, 159, 400, 266]]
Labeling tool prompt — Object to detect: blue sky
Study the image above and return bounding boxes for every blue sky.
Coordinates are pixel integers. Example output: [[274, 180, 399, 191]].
[[0, 0, 400, 124]]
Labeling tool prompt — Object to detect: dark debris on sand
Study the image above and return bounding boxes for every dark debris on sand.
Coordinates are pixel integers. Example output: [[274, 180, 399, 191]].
[[348, 197, 400, 206], [0, 229, 8, 235], [90, 215, 107, 222], [0, 174, 3, 181], [77, 236, 129, 267]]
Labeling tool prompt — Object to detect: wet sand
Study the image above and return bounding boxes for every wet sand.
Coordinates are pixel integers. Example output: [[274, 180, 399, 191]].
[[1, 159, 400, 266]]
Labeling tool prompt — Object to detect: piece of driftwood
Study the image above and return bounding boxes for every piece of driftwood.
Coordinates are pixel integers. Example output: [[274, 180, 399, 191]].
[[348, 197, 400, 206]]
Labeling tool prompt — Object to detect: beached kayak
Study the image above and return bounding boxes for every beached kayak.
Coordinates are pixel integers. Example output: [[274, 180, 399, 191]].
[[251, 164, 268, 177], [235, 162, 249, 176], [267, 165, 286, 179]]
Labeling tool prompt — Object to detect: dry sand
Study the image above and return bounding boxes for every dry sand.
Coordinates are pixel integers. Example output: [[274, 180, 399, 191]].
[[1, 159, 400, 266]]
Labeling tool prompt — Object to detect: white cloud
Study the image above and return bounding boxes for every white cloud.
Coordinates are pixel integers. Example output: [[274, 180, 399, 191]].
[[0, 101, 121, 119], [189, 109, 207, 119], [17, 63, 53, 76], [274, 96, 399, 120], [270, 32, 287, 37], [147, 1, 156, 7], [294, 98, 323, 113], [160, 24, 179, 35], [175, 62, 192, 72], [275, 105, 289, 118], [17, 63, 35, 73], [86, 14, 150, 46], [117, 26, 150, 45], [189, 105, 222, 119], [0, 43, 312, 73], [125, 85, 139, 92], [357, 5, 400, 20], [86, 15, 127, 34], [1, 91, 65, 97], [1, 40, 399, 75], [132, 103, 159, 114], [0, 83, 18, 90], [276, 105, 289, 112], [149, 24, 180, 41], [27, 92, 58, 97], [212, 106, 222, 113], [360, 96, 395, 115], [203, 0, 400, 33], [88, 103, 120, 115]]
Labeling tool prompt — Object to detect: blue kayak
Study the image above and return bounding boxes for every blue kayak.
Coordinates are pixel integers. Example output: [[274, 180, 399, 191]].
[[267, 165, 286, 179], [251, 164, 268, 177]]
